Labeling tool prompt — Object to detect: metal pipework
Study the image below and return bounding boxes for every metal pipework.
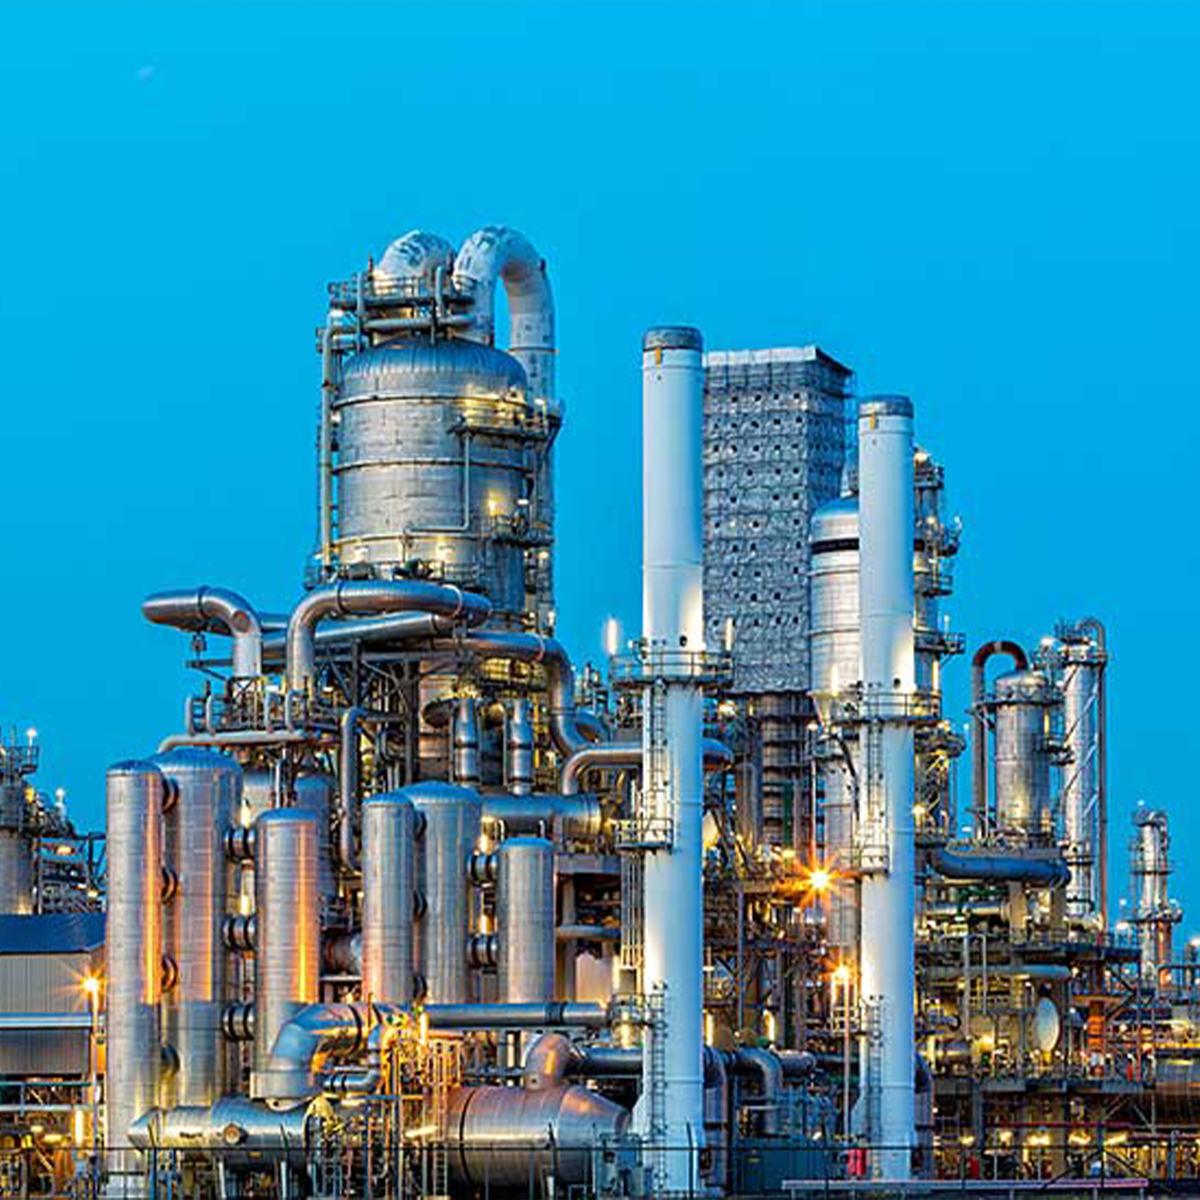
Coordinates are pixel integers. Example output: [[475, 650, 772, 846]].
[[142, 586, 264, 679], [411, 782, 482, 1003], [361, 793, 416, 1004], [377, 229, 455, 284], [454, 226, 556, 402], [251, 809, 319, 1099], [970, 640, 1028, 836], [128, 1098, 316, 1170], [506, 697, 534, 795], [105, 760, 166, 1192], [496, 837, 556, 1002], [857, 396, 916, 1180], [481, 794, 601, 842], [153, 748, 242, 1109], [639, 325, 707, 1190], [260, 611, 462, 661], [338, 706, 363, 872], [929, 845, 1069, 887], [560, 737, 732, 795], [732, 1047, 784, 1137], [286, 580, 490, 691], [452, 697, 481, 786]]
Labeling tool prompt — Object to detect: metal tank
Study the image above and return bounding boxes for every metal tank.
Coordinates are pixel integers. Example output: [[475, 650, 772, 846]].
[[991, 669, 1056, 840], [1132, 808, 1179, 983], [413, 782, 483, 1003], [361, 793, 416, 1004], [808, 496, 860, 956], [332, 339, 538, 620], [496, 837, 556, 1002], [252, 809, 319, 1097], [445, 1083, 628, 1192], [154, 748, 242, 1108], [105, 760, 166, 1194]]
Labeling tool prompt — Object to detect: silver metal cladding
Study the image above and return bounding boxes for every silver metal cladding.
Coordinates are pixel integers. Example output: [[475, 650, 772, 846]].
[[362, 794, 417, 1004], [251, 809, 319, 1097], [496, 837, 556, 1002], [105, 760, 166, 1189]]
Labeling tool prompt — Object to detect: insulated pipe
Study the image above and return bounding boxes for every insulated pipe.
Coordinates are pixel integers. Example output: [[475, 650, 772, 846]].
[[142, 587, 264, 679], [105, 761, 166, 1193], [338, 707, 362, 872], [857, 396, 916, 1180], [377, 229, 455, 285], [454, 226, 556, 402], [361, 794, 416, 1004], [929, 845, 1069, 887], [970, 640, 1028, 836], [496, 837, 556, 1002], [522, 1031, 581, 1090], [430, 632, 590, 757], [561, 738, 733, 795], [287, 581, 489, 691], [251, 809, 320, 1099], [260, 611, 462, 660], [481, 794, 601, 842], [410, 782, 482, 1003], [153, 749, 242, 1108], [639, 326, 707, 1190], [732, 1047, 784, 1137]]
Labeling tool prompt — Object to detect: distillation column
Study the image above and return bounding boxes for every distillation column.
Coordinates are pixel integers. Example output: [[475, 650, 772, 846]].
[[857, 398, 916, 1180], [639, 327, 707, 1191]]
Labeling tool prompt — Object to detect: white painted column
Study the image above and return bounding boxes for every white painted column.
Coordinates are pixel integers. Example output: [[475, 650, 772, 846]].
[[639, 326, 706, 1192], [857, 397, 916, 1180]]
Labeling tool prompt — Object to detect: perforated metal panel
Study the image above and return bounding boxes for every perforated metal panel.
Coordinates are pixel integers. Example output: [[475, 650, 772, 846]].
[[702, 347, 852, 694]]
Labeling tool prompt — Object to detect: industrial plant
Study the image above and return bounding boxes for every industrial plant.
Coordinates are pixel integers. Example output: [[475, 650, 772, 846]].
[[0, 225, 1193, 1198]]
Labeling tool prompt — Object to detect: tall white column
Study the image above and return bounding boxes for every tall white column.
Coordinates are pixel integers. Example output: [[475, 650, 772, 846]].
[[857, 397, 916, 1180], [639, 326, 706, 1192]]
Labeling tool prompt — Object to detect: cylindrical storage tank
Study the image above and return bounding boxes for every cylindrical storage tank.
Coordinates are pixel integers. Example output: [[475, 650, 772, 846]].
[[446, 1084, 628, 1192], [0, 782, 32, 914], [105, 760, 166, 1190], [992, 670, 1054, 839], [237, 769, 275, 907], [413, 782, 482, 1003], [153, 748, 242, 1108], [252, 809, 319, 1096], [496, 837, 556, 1002], [333, 339, 533, 619], [361, 793, 416, 1004]]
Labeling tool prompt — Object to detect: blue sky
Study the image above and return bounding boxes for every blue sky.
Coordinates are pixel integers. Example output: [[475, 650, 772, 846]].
[[2, 2, 1197, 924]]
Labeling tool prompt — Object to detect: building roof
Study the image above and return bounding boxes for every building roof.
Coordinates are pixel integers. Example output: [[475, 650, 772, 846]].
[[0, 913, 104, 955], [702, 345, 854, 377]]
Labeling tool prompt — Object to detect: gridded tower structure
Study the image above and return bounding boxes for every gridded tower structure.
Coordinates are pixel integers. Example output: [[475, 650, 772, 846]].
[[702, 347, 852, 847]]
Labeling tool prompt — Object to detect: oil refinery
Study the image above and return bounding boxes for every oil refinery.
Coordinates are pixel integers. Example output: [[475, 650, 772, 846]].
[[0, 225, 1194, 1198]]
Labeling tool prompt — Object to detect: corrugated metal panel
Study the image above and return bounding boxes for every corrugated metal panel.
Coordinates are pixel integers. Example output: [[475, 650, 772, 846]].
[[0, 951, 95, 1014], [0, 913, 104, 955], [0, 1028, 88, 1076]]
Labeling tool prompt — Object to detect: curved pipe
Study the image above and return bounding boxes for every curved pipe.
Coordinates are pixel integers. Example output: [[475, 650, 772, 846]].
[[454, 226, 555, 402], [930, 845, 1069, 887], [288, 581, 489, 690], [378, 230, 455, 285], [970, 640, 1029, 836], [732, 1046, 784, 1136], [522, 1032, 581, 1091], [143, 587, 264, 679], [560, 737, 734, 795], [261, 611, 461, 660]]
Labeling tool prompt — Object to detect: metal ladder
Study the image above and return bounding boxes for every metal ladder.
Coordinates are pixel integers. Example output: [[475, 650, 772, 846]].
[[646, 984, 669, 1195]]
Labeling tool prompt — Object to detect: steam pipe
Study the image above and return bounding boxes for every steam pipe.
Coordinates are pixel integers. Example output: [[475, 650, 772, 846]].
[[287, 581, 489, 690], [560, 737, 733, 795], [377, 230, 455, 285], [970, 640, 1028, 837], [732, 1047, 784, 1136], [506, 697, 535, 794], [454, 226, 556, 402], [260, 611, 463, 659], [929, 845, 1069, 887], [143, 587, 264, 679]]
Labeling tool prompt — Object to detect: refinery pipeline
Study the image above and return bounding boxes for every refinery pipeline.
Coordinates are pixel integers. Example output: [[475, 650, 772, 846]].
[[0, 225, 1194, 1199]]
